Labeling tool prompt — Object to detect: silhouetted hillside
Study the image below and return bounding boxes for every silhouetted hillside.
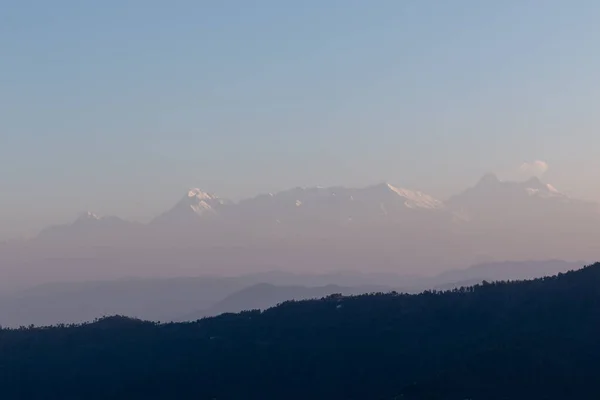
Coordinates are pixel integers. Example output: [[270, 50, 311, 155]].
[[427, 259, 584, 290], [1, 263, 600, 399], [177, 283, 390, 321], [1, 260, 580, 328]]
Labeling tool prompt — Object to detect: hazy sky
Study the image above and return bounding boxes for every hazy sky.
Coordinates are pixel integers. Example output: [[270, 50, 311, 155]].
[[1, 0, 600, 239]]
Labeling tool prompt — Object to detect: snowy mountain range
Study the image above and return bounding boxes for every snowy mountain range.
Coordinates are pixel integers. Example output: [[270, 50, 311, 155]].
[[151, 182, 445, 227], [0, 175, 598, 290], [32, 174, 595, 236]]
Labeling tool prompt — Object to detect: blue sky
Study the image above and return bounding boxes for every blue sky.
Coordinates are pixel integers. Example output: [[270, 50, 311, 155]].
[[1, 0, 599, 238]]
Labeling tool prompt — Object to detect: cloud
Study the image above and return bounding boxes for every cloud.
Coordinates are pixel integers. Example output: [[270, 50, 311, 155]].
[[519, 160, 549, 177]]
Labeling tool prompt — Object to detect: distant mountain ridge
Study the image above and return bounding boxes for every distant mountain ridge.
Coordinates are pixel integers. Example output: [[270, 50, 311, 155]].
[[0, 176, 598, 289], [151, 182, 447, 227], [447, 174, 594, 215], [26, 175, 599, 254], [30, 175, 597, 235]]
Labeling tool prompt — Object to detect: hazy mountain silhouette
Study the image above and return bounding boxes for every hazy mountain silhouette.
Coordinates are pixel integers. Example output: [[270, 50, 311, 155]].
[[426, 259, 584, 290], [177, 283, 391, 321], [35, 212, 143, 247], [448, 174, 595, 219], [0, 277, 246, 327], [0, 272, 399, 327], [0, 260, 583, 328]]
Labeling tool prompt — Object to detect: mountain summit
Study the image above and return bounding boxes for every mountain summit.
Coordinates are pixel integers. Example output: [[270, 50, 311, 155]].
[[449, 174, 569, 209], [151, 189, 231, 225], [76, 211, 103, 222]]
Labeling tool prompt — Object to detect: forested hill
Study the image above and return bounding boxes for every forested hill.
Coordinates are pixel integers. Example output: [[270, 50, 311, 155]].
[[2, 263, 600, 400]]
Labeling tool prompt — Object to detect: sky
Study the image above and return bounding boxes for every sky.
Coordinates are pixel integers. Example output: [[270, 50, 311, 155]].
[[1, 0, 600, 239]]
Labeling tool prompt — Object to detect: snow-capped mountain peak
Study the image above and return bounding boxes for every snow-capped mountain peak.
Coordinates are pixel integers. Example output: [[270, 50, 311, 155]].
[[184, 188, 227, 215], [525, 182, 566, 199], [546, 184, 560, 194], [72, 212, 133, 226], [447, 174, 583, 220], [187, 188, 217, 201], [383, 183, 444, 209], [151, 188, 230, 224], [363, 183, 444, 210], [77, 211, 102, 221]]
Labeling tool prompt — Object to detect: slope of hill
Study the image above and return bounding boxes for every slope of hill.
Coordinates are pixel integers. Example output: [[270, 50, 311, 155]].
[[426, 259, 584, 289], [1, 262, 599, 399], [177, 283, 391, 321]]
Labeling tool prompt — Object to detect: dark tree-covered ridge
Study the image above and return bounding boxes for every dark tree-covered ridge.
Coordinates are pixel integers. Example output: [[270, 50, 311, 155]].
[[1, 263, 600, 400]]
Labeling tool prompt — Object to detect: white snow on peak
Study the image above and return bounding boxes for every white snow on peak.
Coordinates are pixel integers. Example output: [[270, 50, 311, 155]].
[[187, 188, 216, 200], [189, 201, 216, 216], [546, 184, 560, 194], [151, 189, 227, 223], [87, 211, 101, 220], [77, 211, 102, 221], [525, 183, 565, 199], [182, 188, 228, 217], [385, 183, 444, 209]]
